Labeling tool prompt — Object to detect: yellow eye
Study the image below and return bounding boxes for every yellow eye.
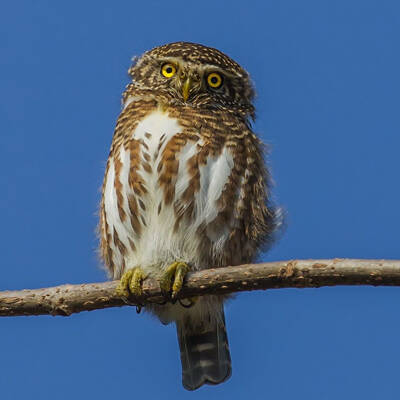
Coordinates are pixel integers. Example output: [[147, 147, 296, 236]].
[[161, 63, 176, 78], [207, 72, 223, 88]]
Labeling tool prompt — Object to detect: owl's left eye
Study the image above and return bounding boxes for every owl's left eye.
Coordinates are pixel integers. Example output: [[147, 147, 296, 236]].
[[161, 63, 177, 78], [207, 72, 223, 89]]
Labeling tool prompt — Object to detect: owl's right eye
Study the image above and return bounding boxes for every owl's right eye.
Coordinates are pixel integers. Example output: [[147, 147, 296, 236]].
[[161, 63, 177, 78]]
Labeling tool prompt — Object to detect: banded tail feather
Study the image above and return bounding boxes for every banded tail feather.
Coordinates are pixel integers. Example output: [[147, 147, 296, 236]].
[[176, 306, 232, 391]]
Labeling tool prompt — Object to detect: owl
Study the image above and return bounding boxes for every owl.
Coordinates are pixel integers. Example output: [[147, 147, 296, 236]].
[[99, 42, 279, 390]]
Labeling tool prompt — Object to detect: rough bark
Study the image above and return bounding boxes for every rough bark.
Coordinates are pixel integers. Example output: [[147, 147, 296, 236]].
[[1, 259, 399, 317]]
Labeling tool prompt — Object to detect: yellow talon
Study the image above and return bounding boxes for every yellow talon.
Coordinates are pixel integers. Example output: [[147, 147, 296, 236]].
[[159, 261, 190, 300], [116, 267, 146, 298]]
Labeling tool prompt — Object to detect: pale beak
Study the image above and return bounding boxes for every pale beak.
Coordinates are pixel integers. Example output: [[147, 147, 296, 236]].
[[182, 77, 192, 102]]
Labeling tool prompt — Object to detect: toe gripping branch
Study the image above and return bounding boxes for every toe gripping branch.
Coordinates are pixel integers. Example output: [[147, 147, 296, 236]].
[[160, 262, 197, 308], [115, 262, 196, 312], [116, 267, 146, 313], [159, 261, 190, 301]]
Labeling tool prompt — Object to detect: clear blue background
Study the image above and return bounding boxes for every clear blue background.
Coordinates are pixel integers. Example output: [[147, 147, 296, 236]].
[[1, 1, 399, 399]]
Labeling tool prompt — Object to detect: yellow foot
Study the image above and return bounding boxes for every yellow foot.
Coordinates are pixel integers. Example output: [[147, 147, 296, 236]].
[[116, 267, 146, 298], [159, 261, 190, 300]]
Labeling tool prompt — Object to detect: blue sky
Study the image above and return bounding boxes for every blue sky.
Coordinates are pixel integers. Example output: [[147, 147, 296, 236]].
[[1, 1, 399, 399]]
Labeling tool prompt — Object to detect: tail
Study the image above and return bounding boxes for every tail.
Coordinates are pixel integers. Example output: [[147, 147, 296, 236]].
[[176, 305, 232, 391]]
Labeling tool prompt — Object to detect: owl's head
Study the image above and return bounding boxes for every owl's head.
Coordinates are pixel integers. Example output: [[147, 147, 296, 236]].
[[128, 42, 255, 117]]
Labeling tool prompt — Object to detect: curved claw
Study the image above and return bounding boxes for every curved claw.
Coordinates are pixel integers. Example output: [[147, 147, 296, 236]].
[[116, 267, 146, 298], [159, 261, 190, 300]]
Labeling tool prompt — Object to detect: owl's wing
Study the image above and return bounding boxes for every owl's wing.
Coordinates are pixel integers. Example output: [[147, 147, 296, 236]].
[[202, 129, 280, 265], [238, 132, 281, 255]]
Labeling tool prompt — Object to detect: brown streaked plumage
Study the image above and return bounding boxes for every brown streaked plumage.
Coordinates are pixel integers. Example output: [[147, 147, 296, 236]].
[[99, 42, 280, 390]]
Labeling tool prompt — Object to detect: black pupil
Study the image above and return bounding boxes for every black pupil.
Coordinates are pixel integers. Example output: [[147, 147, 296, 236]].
[[166, 67, 172, 73], [211, 76, 218, 84]]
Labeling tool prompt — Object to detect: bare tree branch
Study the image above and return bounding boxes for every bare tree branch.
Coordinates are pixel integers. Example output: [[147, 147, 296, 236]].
[[1, 259, 399, 317]]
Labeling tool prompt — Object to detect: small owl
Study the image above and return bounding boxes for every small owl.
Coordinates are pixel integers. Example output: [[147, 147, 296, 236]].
[[99, 42, 279, 390]]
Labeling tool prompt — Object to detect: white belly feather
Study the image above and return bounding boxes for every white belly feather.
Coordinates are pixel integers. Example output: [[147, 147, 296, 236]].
[[104, 110, 233, 279]]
